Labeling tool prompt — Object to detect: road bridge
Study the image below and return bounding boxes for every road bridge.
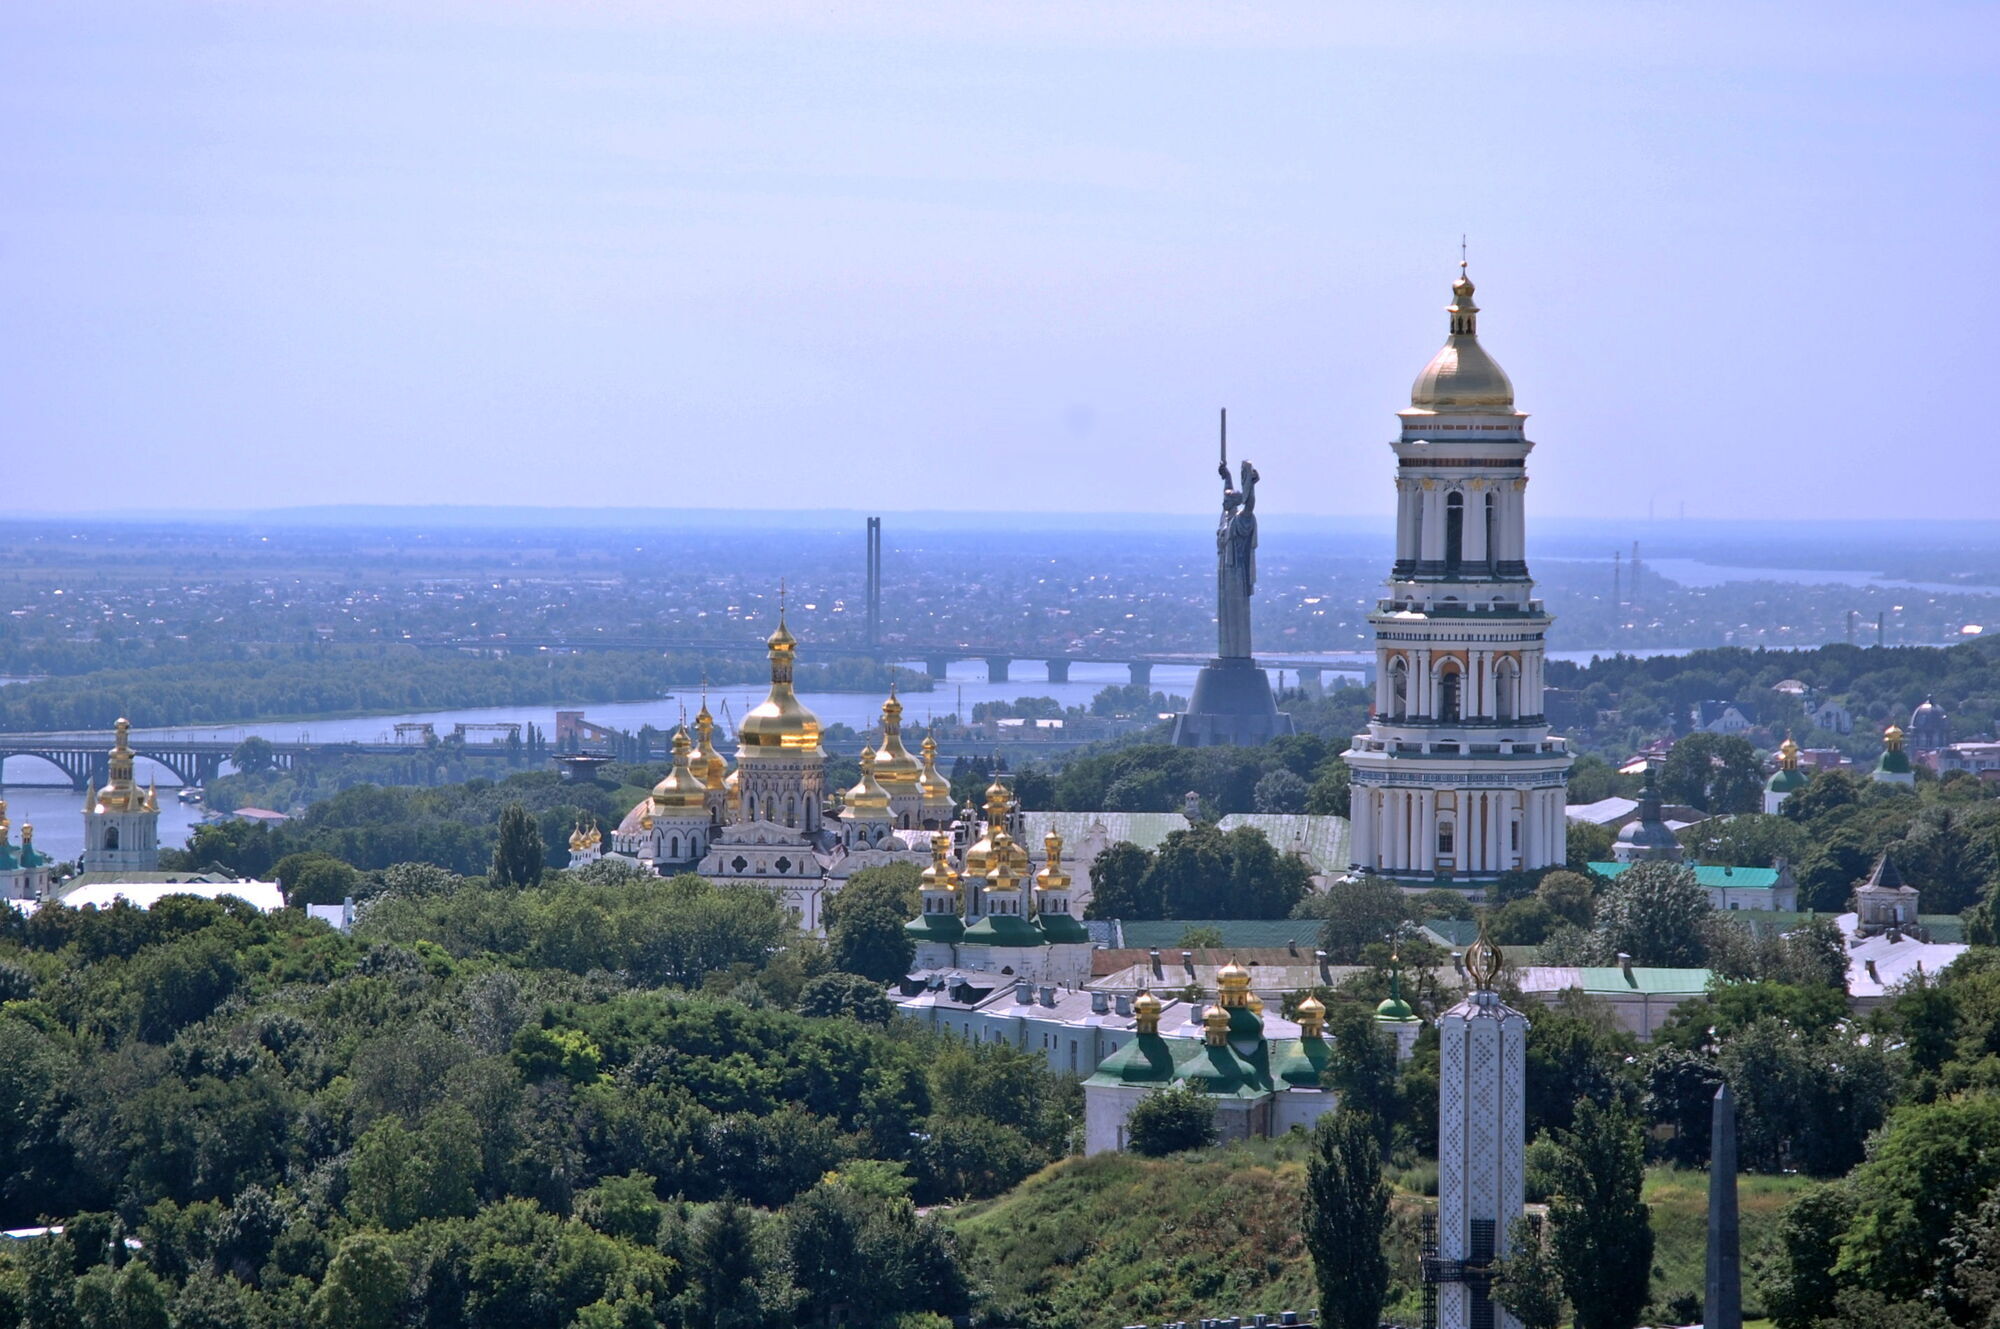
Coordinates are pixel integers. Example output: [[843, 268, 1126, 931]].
[[0, 736, 525, 790], [415, 636, 1372, 689]]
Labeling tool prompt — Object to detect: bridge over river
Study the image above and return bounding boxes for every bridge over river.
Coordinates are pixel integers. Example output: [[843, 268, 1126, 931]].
[[0, 735, 524, 791], [416, 636, 1374, 687]]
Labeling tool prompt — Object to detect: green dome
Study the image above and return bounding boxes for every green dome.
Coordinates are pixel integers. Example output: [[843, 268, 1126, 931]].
[[1376, 995, 1416, 1022], [1765, 767, 1809, 793]]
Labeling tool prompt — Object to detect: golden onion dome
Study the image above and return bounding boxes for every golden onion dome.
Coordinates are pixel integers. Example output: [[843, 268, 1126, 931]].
[[1216, 959, 1253, 1007], [1778, 736, 1801, 770], [650, 728, 710, 813], [1034, 830, 1070, 892], [961, 781, 1013, 879], [1133, 989, 1163, 1034], [737, 611, 825, 756], [1202, 1003, 1231, 1047], [1410, 263, 1515, 412], [983, 829, 1022, 892], [920, 832, 961, 893], [1296, 992, 1327, 1038], [871, 686, 923, 788], [693, 701, 728, 791], [93, 718, 147, 814], [918, 733, 952, 806], [843, 746, 893, 818], [568, 822, 586, 852], [1884, 724, 1906, 751]]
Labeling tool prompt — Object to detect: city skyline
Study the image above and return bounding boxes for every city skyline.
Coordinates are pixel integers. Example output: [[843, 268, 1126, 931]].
[[4, 2, 1993, 519]]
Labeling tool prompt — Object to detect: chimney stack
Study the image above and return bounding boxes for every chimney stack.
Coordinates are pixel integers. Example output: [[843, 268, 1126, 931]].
[[1149, 948, 1163, 979], [1618, 952, 1635, 984], [1014, 979, 1033, 1005], [1090, 991, 1109, 1015], [1115, 992, 1133, 1017]]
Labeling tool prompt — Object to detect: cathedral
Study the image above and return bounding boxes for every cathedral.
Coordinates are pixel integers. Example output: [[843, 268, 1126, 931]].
[[607, 611, 964, 932], [1343, 266, 1573, 881]]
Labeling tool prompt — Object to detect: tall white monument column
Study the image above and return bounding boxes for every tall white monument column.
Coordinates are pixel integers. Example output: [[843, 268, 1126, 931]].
[[1432, 919, 1529, 1329]]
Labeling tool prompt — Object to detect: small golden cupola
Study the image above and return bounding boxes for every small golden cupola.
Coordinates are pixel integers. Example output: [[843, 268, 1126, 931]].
[[1216, 959, 1254, 1008], [93, 718, 144, 814], [1296, 993, 1327, 1039], [1034, 830, 1070, 894], [962, 781, 1014, 879], [1133, 989, 1163, 1036], [917, 733, 954, 816], [1409, 261, 1515, 412], [871, 686, 923, 792], [693, 696, 729, 792], [984, 829, 1022, 893], [1203, 1002, 1232, 1048], [1884, 724, 1906, 751], [568, 820, 589, 854], [920, 831, 961, 894], [737, 610, 824, 756], [650, 728, 710, 813], [843, 746, 893, 818]]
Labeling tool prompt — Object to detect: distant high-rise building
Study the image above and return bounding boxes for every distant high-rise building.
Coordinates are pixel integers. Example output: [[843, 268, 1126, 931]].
[[1343, 266, 1572, 880]]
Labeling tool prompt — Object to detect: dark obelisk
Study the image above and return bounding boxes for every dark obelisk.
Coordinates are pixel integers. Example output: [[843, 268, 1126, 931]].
[[1171, 410, 1294, 748], [1705, 1083, 1741, 1329]]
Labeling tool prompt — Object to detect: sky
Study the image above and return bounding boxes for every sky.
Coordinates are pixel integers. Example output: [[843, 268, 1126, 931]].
[[3, 2, 1995, 520]]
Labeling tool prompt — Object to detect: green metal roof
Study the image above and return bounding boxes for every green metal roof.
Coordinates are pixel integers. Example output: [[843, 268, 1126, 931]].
[[1036, 913, 1092, 944], [1520, 965, 1715, 996], [961, 913, 1047, 946], [904, 914, 964, 942], [1270, 1036, 1332, 1088], [1589, 862, 1783, 890], [1085, 1033, 1183, 1087]]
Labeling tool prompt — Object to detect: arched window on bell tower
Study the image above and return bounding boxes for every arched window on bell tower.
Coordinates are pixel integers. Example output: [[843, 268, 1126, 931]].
[[104, 824, 120, 851], [1390, 658, 1409, 719], [1494, 658, 1518, 722], [1438, 664, 1462, 722], [1444, 492, 1464, 573], [1484, 492, 1498, 575]]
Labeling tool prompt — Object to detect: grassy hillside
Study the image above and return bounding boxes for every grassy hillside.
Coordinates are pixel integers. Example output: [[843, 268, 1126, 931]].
[[947, 1137, 1818, 1329]]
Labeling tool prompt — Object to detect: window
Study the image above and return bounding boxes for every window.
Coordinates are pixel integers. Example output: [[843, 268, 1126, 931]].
[[1494, 659, 1517, 722], [1484, 491, 1498, 572], [1439, 668, 1462, 722], [1438, 822, 1455, 856], [1444, 491, 1465, 572], [104, 825, 120, 851], [1390, 658, 1409, 718], [1510, 821, 1520, 852]]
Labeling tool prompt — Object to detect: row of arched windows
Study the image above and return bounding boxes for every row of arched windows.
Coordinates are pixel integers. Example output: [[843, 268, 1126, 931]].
[[1387, 655, 1522, 722]]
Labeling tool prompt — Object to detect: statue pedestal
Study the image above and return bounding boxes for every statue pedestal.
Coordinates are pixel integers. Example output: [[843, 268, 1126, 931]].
[[1170, 657, 1294, 748]]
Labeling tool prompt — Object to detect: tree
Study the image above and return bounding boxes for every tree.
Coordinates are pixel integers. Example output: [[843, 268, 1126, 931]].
[[1494, 1217, 1564, 1329], [231, 736, 276, 777], [1254, 769, 1310, 814], [490, 802, 544, 888], [274, 851, 363, 907], [1547, 1099, 1653, 1329], [828, 898, 915, 983], [1833, 1094, 2000, 1302], [1523, 993, 1637, 1138], [1305, 759, 1352, 816], [1302, 876, 1408, 963], [1147, 823, 1231, 918], [1124, 1084, 1217, 1156], [798, 972, 894, 1024], [1590, 861, 1710, 967], [310, 1233, 405, 1329], [1084, 841, 1158, 920], [1536, 871, 1596, 929], [1660, 733, 1763, 814], [1222, 825, 1314, 919], [1301, 1110, 1390, 1329], [1322, 1003, 1400, 1143], [1759, 1184, 1855, 1329]]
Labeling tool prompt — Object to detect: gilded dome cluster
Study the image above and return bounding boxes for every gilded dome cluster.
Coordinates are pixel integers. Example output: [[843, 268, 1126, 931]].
[[1409, 263, 1516, 411]]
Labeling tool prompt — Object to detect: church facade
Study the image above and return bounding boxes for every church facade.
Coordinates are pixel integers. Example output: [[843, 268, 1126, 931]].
[[82, 719, 163, 875], [1343, 267, 1573, 881]]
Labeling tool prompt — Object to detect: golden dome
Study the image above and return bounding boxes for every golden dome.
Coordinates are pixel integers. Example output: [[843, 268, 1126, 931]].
[[568, 821, 589, 853], [843, 746, 893, 818], [1203, 1003, 1231, 1047], [1247, 991, 1266, 1017], [871, 686, 922, 789], [920, 832, 961, 893], [962, 781, 1014, 879], [1216, 959, 1253, 1007], [1133, 989, 1163, 1035], [983, 829, 1022, 892], [1778, 735, 1801, 770], [737, 610, 824, 755], [1296, 992, 1327, 1038], [918, 733, 952, 807], [1034, 830, 1070, 892], [91, 718, 149, 815], [0, 799, 11, 844], [650, 728, 709, 813], [1410, 263, 1515, 412], [693, 700, 728, 791], [1884, 724, 1906, 751]]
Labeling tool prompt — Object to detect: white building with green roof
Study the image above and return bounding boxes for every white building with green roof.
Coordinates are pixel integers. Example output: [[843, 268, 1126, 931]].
[[1587, 860, 1797, 912]]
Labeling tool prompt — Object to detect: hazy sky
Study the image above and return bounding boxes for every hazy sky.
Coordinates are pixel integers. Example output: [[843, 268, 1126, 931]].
[[4, 2, 1993, 519]]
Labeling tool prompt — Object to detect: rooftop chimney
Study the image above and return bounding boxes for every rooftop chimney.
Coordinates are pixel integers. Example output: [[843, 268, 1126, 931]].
[[1039, 984, 1056, 1007], [1181, 950, 1196, 976], [1014, 979, 1033, 1005], [1090, 991, 1109, 1015], [1316, 949, 1330, 984], [1865, 959, 1880, 984], [1149, 948, 1163, 979], [1619, 952, 1635, 984], [1115, 992, 1133, 1017]]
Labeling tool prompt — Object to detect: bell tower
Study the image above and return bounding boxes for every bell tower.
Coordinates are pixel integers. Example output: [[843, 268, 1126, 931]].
[[1342, 266, 1572, 881]]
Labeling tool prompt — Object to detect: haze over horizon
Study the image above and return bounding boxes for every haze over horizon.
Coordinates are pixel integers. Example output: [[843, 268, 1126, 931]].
[[5, 2, 1993, 520]]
